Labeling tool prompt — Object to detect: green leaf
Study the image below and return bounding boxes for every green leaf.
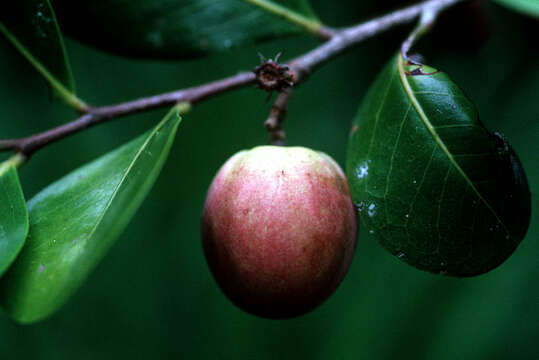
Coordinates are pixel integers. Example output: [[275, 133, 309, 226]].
[[0, 160, 29, 278], [0, 1, 85, 110], [346, 54, 531, 277], [492, 0, 539, 18], [50, 0, 318, 59], [0, 106, 182, 323]]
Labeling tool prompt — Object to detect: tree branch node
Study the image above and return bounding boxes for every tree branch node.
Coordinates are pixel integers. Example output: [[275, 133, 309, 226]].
[[254, 53, 294, 94]]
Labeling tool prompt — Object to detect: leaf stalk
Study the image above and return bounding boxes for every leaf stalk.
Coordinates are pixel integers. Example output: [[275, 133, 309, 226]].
[[243, 0, 335, 39]]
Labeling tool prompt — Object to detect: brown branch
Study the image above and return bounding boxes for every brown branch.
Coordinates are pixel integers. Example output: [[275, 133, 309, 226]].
[[288, 0, 465, 81], [0, 0, 465, 159], [265, 88, 292, 145], [0, 72, 256, 156]]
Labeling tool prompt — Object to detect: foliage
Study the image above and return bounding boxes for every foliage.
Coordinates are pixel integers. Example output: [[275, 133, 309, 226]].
[[492, 0, 539, 17], [0, 158, 28, 277], [0, 107, 181, 323], [0, 0, 537, 359], [50, 0, 318, 58], [346, 54, 530, 276], [0, 0, 82, 109]]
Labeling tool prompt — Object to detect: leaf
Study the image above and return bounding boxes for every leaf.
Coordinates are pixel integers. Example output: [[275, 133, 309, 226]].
[[492, 0, 539, 18], [0, 106, 182, 323], [0, 1, 85, 110], [0, 160, 29, 278], [346, 54, 531, 277], [50, 0, 318, 59]]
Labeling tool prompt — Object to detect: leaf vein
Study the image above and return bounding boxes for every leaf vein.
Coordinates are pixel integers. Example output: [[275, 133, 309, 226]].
[[383, 104, 412, 223], [396, 54, 510, 236], [364, 67, 398, 195], [405, 145, 437, 229], [436, 165, 452, 254]]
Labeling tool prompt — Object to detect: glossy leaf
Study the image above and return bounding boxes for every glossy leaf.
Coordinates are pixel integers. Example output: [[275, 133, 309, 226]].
[[50, 0, 318, 58], [492, 0, 539, 18], [0, 1, 84, 110], [0, 160, 28, 278], [0, 106, 182, 323], [346, 54, 531, 277]]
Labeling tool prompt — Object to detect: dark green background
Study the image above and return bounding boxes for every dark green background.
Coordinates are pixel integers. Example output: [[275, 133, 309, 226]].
[[0, 1, 537, 358]]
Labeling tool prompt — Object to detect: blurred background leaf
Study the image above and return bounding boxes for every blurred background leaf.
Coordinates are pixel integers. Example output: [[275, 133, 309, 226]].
[[0, 1, 83, 109], [50, 0, 318, 58], [491, 0, 539, 18], [0, 0, 537, 359], [0, 108, 181, 324]]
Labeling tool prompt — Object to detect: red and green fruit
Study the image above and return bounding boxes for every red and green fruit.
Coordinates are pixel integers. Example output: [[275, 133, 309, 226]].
[[201, 146, 357, 318]]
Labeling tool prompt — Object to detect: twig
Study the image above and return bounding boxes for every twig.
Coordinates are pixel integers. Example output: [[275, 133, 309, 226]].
[[289, 0, 465, 81], [0, 0, 465, 159], [264, 0, 464, 143], [0, 72, 256, 156], [401, 2, 445, 61], [265, 88, 292, 145]]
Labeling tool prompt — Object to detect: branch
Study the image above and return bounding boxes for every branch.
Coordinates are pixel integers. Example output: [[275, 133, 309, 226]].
[[0, 0, 465, 159], [0, 72, 256, 156], [401, 1, 445, 61], [265, 88, 293, 145], [289, 0, 465, 80]]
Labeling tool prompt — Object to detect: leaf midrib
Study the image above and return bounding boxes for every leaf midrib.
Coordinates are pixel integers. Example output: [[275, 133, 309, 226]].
[[396, 54, 508, 234], [0, 16, 84, 110], [83, 107, 181, 249]]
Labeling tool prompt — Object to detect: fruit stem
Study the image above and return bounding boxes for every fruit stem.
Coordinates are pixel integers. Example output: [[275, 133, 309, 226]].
[[265, 88, 292, 145]]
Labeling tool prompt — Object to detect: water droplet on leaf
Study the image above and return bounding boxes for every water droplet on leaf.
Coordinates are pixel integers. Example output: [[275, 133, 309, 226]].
[[367, 203, 376, 217], [396, 251, 407, 259]]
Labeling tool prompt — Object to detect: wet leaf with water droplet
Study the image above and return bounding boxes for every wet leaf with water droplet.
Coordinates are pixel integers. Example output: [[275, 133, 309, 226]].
[[0, 106, 182, 323], [51, 0, 318, 59], [346, 54, 531, 277]]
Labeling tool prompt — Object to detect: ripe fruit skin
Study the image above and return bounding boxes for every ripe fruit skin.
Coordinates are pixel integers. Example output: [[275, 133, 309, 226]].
[[201, 146, 357, 319]]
